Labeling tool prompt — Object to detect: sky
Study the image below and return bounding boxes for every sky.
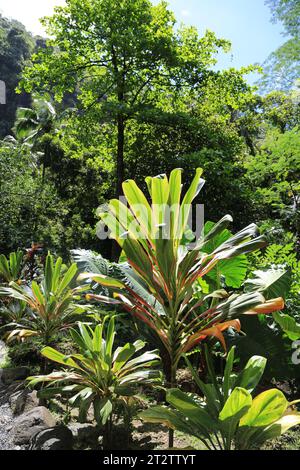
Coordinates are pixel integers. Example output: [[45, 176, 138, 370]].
[[0, 0, 284, 84]]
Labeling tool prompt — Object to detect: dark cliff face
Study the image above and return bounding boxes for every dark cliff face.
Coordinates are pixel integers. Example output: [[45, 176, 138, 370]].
[[0, 15, 35, 138]]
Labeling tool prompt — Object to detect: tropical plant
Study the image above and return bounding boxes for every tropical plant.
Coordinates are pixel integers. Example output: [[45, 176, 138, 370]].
[[0, 253, 88, 345], [13, 96, 59, 181], [27, 316, 162, 449], [0, 250, 23, 283], [140, 346, 300, 450], [244, 242, 300, 357], [78, 168, 285, 445], [0, 300, 30, 325]]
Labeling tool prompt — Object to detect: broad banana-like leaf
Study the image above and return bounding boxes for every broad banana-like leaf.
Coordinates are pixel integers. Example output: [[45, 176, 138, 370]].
[[244, 268, 291, 300]]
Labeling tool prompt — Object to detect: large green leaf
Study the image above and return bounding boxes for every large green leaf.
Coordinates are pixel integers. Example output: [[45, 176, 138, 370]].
[[222, 346, 236, 400], [273, 312, 300, 341], [166, 389, 215, 436], [226, 315, 297, 381], [244, 268, 291, 299], [235, 355, 267, 393], [240, 389, 287, 427], [218, 387, 252, 449], [201, 221, 248, 288], [250, 412, 300, 446], [94, 397, 113, 425], [41, 346, 81, 370], [139, 406, 196, 436], [219, 387, 252, 422]]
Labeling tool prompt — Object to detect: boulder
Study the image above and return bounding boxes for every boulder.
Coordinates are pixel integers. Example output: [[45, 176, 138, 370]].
[[68, 422, 100, 444], [30, 425, 73, 450], [12, 406, 56, 445], [9, 389, 39, 415], [0, 367, 30, 385]]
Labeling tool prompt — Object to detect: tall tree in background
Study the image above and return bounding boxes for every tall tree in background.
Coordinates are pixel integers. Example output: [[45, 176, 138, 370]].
[[262, 0, 300, 90], [19, 0, 232, 196]]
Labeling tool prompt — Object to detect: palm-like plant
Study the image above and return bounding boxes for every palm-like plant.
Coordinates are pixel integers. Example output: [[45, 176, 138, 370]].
[[0, 250, 23, 283], [13, 96, 57, 142], [0, 253, 88, 345], [13, 96, 58, 181], [140, 346, 300, 450], [79, 168, 285, 445], [27, 317, 161, 449]]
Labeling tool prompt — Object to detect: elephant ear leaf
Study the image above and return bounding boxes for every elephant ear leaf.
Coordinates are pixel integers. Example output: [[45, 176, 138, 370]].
[[244, 268, 291, 299], [219, 387, 252, 423], [219, 387, 252, 445], [235, 355, 267, 393], [273, 312, 300, 341], [201, 222, 248, 289]]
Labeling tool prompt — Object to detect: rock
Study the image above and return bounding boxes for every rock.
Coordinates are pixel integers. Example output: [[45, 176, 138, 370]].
[[70, 404, 94, 422], [0, 367, 30, 385], [30, 425, 73, 450], [12, 406, 56, 445], [0, 381, 22, 406], [9, 389, 39, 415], [68, 422, 100, 444], [38, 438, 63, 450], [176, 368, 196, 393]]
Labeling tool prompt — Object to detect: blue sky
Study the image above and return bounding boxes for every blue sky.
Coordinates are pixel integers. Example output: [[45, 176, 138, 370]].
[[0, 0, 284, 84], [163, 0, 284, 83]]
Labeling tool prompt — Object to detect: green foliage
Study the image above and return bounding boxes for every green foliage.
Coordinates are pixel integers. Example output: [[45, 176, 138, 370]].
[[263, 0, 300, 90], [0, 250, 23, 283], [201, 221, 248, 289], [245, 126, 300, 236], [244, 267, 292, 300], [27, 316, 161, 448], [273, 312, 300, 341], [0, 253, 89, 345], [248, 242, 300, 340], [79, 168, 284, 413], [18, 0, 255, 199], [140, 346, 300, 449], [0, 141, 69, 254]]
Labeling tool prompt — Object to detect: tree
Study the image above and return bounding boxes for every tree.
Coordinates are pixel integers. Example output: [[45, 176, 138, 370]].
[[244, 126, 300, 237], [242, 87, 300, 239], [13, 96, 58, 181], [19, 0, 232, 196], [0, 140, 68, 255], [262, 0, 300, 90]]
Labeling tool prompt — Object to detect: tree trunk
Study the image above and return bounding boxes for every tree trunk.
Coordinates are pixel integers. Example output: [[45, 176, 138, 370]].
[[116, 114, 125, 197], [103, 415, 113, 450], [165, 348, 177, 449], [111, 113, 125, 261]]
